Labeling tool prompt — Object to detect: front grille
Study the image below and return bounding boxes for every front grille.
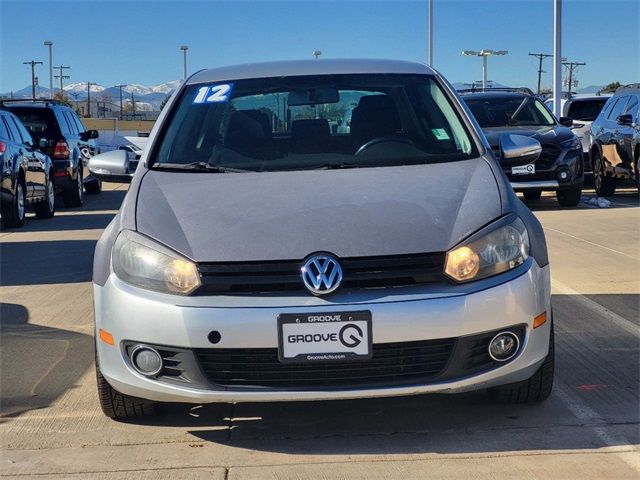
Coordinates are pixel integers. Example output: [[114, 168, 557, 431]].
[[196, 253, 447, 295], [536, 144, 561, 169], [194, 338, 455, 389]]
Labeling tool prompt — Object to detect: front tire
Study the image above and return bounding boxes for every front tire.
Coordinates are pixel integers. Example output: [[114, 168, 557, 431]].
[[96, 363, 157, 420], [557, 187, 582, 207], [593, 150, 617, 197], [523, 189, 542, 201], [85, 177, 102, 195], [1, 177, 26, 228], [34, 175, 56, 219], [488, 323, 554, 403], [63, 165, 84, 207]]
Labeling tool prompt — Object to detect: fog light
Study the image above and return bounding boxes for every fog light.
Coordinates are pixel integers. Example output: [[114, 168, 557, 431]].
[[488, 331, 520, 362], [557, 169, 570, 182], [130, 345, 163, 376]]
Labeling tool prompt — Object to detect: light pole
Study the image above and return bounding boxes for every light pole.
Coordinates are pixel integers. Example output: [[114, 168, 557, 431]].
[[44, 41, 53, 98], [462, 49, 508, 90], [86, 82, 96, 118], [312, 50, 322, 59], [180, 45, 189, 79], [553, 0, 562, 119], [428, 0, 433, 66]]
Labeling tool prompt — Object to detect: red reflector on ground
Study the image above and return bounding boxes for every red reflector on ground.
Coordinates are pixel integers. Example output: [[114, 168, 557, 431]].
[[533, 312, 547, 329]]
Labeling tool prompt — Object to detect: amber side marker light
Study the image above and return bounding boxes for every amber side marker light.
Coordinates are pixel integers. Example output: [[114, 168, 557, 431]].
[[99, 329, 115, 346], [533, 312, 547, 329]]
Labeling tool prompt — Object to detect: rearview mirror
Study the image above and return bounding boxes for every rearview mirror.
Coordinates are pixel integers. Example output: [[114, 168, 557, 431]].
[[499, 134, 541, 164], [288, 88, 339, 106], [617, 114, 633, 126], [559, 117, 573, 127], [88, 150, 133, 183]]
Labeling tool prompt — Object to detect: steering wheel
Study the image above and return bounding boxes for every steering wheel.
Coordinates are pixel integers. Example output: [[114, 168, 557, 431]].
[[355, 136, 417, 156]]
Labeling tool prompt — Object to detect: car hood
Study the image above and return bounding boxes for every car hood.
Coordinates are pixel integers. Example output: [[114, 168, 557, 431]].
[[135, 158, 501, 262], [482, 125, 574, 147]]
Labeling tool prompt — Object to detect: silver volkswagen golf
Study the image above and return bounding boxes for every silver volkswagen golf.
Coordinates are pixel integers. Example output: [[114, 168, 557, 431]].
[[89, 59, 553, 420]]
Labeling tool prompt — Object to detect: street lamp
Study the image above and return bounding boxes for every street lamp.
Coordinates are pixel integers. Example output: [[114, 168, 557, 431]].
[[462, 49, 508, 90], [180, 45, 189, 79], [44, 41, 53, 98], [312, 50, 322, 59]]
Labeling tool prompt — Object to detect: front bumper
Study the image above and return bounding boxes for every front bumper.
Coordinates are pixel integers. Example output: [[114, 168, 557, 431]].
[[94, 261, 552, 403]]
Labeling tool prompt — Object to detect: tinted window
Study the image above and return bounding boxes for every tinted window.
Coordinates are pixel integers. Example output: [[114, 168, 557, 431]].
[[10, 117, 34, 145], [62, 111, 78, 134], [6, 107, 59, 139], [464, 96, 556, 127], [70, 111, 86, 133], [608, 96, 628, 120], [0, 115, 9, 139], [623, 95, 638, 119], [567, 99, 609, 121], [153, 74, 477, 172], [2, 115, 20, 142]]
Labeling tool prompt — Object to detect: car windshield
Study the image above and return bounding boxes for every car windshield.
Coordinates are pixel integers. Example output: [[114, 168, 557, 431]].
[[567, 99, 609, 121], [151, 74, 477, 172], [465, 96, 556, 128]]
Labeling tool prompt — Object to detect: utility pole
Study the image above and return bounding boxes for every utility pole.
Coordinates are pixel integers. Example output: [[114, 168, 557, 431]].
[[131, 92, 136, 118], [116, 84, 126, 120], [562, 60, 586, 95], [528, 52, 552, 94], [53, 65, 70, 98], [23, 60, 43, 98], [86, 82, 96, 118], [180, 45, 189, 79]]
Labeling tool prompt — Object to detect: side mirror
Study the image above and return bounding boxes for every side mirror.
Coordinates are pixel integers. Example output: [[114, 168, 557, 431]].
[[559, 116, 573, 127], [88, 150, 133, 183], [38, 138, 49, 149], [81, 129, 99, 141], [499, 134, 541, 164], [617, 114, 633, 126]]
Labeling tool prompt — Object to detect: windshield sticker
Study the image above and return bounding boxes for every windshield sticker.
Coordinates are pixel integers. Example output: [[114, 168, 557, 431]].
[[432, 128, 450, 140], [193, 83, 234, 104]]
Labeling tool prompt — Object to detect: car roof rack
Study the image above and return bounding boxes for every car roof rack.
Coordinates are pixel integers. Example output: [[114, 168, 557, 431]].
[[615, 83, 640, 92], [457, 87, 535, 95], [0, 98, 71, 107]]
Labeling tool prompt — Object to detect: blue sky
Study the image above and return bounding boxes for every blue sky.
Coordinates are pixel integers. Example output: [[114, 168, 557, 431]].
[[1, 0, 638, 92]]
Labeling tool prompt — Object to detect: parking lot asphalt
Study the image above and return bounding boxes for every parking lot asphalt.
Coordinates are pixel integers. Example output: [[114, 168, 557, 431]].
[[1, 184, 638, 479]]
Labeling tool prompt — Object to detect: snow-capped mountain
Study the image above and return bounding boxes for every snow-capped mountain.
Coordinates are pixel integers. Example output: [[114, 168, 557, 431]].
[[1, 80, 182, 110], [64, 82, 106, 93]]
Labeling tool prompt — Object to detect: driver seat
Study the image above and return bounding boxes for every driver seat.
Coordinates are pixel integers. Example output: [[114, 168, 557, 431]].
[[350, 95, 401, 146]]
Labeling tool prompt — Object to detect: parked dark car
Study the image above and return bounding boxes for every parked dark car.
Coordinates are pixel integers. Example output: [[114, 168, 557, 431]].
[[589, 84, 640, 196], [0, 110, 55, 227], [462, 89, 584, 207], [0, 99, 101, 207]]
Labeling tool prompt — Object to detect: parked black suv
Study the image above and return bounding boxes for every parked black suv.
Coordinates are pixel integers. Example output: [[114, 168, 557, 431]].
[[462, 89, 584, 207], [589, 84, 640, 196], [0, 110, 55, 227], [0, 99, 101, 207]]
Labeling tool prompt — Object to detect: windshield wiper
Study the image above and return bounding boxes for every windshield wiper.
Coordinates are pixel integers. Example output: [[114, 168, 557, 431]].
[[507, 97, 530, 126], [155, 161, 247, 172], [304, 162, 361, 170]]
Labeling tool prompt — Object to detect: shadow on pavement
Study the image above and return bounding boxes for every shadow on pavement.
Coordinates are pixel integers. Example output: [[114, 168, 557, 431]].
[[74, 190, 127, 212], [0, 240, 96, 286], [0, 303, 94, 418], [524, 187, 639, 212]]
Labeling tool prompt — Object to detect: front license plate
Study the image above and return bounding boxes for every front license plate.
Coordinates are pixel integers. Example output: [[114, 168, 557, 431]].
[[277, 311, 372, 363], [512, 164, 535, 175]]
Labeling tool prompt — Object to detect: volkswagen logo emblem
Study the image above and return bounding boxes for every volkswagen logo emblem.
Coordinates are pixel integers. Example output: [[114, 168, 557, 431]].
[[301, 254, 343, 295]]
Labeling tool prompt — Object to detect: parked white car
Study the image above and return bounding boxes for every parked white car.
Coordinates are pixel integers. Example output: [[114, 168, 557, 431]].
[[545, 94, 612, 172]]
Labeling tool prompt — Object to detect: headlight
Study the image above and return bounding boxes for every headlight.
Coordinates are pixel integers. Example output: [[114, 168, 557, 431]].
[[112, 230, 201, 295], [444, 218, 529, 283], [561, 137, 582, 150]]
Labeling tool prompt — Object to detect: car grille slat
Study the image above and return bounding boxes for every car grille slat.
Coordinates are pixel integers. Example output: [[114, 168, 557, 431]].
[[196, 252, 447, 295], [194, 338, 455, 389]]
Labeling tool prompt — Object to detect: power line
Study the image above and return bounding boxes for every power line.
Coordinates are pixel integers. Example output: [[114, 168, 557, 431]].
[[53, 65, 70, 97], [562, 60, 586, 94], [23, 60, 43, 98], [528, 53, 552, 94]]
